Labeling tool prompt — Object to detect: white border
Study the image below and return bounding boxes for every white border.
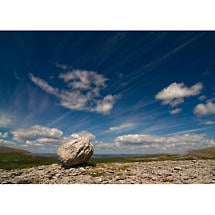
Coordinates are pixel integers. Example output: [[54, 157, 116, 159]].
[[0, 0, 215, 30], [0, 184, 214, 215], [0, 1, 215, 215]]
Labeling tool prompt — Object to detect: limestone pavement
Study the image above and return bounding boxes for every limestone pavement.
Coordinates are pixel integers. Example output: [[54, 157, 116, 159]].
[[0, 160, 215, 184]]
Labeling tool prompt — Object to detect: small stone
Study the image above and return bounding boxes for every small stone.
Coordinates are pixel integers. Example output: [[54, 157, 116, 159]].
[[116, 176, 125, 180], [108, 170, 114, 174], [174, 167, 182, 171], [38, 166, 44, 170], [16, 179, 32, 184], [1, 181, 14, 184], [79, 167, 86, 172]]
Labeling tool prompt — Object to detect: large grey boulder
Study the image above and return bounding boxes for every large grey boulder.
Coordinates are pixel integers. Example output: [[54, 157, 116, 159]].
[[57, 138, 94, 167]]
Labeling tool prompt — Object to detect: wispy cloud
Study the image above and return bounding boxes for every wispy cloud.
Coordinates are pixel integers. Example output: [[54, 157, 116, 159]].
[[166, 128, 208, 136], [0, 112, 12, 128], [56, 63, 73, 70], [200, 120, 215, 125], [29, 73, 59, 96], [106, 123, 136, 133], [29, 70, 118, 114], [169, 108, 181, 115], [124, 33, 205, 85], [143, 33, 205, 70]]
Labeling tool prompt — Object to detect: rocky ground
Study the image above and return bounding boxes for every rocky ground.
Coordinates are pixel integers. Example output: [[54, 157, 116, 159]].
[[0, 159, 215, 184]]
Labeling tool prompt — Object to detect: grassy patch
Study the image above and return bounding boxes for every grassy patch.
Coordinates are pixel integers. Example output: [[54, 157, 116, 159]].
[[1, 145, 215, 170], [0, 152, 59, 170], [89, 155, 183, 164]]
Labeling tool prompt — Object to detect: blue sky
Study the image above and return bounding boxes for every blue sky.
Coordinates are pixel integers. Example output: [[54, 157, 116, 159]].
[[0, 31, 215, 154]]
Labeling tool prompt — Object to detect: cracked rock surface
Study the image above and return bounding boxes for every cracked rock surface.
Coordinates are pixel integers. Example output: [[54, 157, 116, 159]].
[[0, 160, 215, 184]]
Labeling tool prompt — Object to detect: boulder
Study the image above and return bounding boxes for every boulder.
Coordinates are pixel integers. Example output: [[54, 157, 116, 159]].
[[57, 138, 94, 167]]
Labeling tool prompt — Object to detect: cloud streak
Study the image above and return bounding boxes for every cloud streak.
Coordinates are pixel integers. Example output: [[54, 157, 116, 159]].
[[107, 123, 136, 133]]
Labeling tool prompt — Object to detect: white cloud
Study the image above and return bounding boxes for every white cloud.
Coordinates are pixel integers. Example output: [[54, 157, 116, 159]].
[[114, 133, 215, 153], [0, 139, 15, 145], [95, 95, 117, 114], [0, 113, 12, 128], [0, 132, 8, 138], [68, 131, 96, 141], [10, 125, 112, 153], [194, 102, 215, 116], [115, 134, 166, 146], [6, 123, 215, 154], [12, 125, 63, 142], [29, 70, 118, 114], [66, 131, 115, 152], [108, 123, 135, 133], [155, 82, 203, 107], [59, 70, 107, 90], [169, 108, 182, 115]]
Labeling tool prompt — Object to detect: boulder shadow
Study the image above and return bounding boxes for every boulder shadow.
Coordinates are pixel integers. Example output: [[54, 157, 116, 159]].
[[62, 161, 96, 169]]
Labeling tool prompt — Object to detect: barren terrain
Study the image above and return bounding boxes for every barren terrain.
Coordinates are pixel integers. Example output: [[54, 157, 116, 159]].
[[1, 159, 215, 184]]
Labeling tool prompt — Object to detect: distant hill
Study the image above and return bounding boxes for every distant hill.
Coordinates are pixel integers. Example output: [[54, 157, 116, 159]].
[[1, 145, 215, 170], [0, 146, 34, 156], [0, 146, 58, 169], [184, 147, 215, 159]]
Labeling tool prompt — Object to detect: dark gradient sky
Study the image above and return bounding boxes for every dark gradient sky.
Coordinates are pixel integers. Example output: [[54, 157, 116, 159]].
[[0, 31, 215, 154]]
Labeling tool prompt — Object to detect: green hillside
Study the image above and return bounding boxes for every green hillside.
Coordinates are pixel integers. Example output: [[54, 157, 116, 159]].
[[184, 147, 215, 159], [0, 146, 59, 169], [1, 145, 215, 170]]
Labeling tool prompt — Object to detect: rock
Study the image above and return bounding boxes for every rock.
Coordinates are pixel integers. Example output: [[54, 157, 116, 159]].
[[116, 176, 126, 180], [57, 138, 94, 167], [174, 167, 182, 171], [16, 179, 33, 184]]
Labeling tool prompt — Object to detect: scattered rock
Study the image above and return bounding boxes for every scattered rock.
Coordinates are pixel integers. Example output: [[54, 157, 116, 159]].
[[57, 138, 94, 167], [0, 160, 215, 184]]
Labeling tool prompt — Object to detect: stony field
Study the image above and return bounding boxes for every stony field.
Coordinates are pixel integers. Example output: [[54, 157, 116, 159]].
[[0, 159, 215, 184]]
